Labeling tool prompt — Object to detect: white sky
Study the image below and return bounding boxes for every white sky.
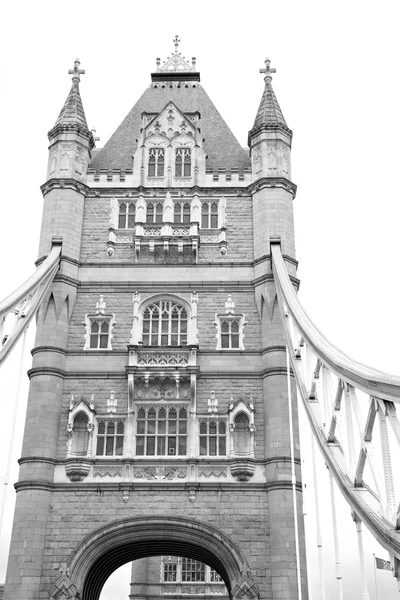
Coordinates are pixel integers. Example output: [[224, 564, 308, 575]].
[[1, 0, 400, 598]]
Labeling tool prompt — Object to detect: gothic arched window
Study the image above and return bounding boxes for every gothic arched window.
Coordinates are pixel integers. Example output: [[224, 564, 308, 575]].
[[174, 202, 191, 224], [148, 148, 165, 177], [201, 201, 218, 228], [175, 148, 191, 177], [118, 202, 135, 228], [146, 202, 163, 224], [142, 300, 188, 346]]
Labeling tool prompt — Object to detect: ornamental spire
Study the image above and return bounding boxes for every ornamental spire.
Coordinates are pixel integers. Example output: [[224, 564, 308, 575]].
[[154, 35, 197, 73], [49, 58, 90, 136], [249, 57, 288, 136]]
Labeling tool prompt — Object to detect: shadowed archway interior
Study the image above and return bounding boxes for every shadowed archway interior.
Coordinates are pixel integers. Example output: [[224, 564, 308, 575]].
[[66, 517, 254, 600], [84, 540, 231, 600]]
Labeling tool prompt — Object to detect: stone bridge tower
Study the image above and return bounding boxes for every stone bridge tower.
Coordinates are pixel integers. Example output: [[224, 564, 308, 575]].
[[4, 42, 307, 600]]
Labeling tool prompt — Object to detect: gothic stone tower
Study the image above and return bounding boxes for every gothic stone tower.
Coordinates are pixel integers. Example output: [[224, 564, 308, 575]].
[[4, 43, 307, 600]]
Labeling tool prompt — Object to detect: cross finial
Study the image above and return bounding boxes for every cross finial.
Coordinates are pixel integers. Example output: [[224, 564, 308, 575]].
[[259, 57, 276, 82], [173, 35, 180, 52], [68, 59, 85, 84]]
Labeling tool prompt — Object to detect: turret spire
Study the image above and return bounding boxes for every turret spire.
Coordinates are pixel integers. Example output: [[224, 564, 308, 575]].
[[51, 59, 90, 133], [250, 57, 289, 136]]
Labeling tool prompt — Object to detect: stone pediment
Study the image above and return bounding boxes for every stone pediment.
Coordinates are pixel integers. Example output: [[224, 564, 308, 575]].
[[144, 102, 197, 145]]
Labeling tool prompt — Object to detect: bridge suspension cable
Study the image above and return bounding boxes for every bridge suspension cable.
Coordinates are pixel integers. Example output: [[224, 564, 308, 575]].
[[0, 244, 61, 367], [271, 239, 400, 585]]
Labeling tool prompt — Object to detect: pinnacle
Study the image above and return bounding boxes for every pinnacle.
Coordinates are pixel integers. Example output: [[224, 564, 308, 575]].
[[53, 82, 89, 130], [252, 79, 288, 130]]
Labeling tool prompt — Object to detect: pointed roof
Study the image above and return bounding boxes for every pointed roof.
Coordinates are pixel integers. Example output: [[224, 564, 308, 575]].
[[49, 59, 91, 137], [90, 41, 250, 171], [249, 58, 291, 138]]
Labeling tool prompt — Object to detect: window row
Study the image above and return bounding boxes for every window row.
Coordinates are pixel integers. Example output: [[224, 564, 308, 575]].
[[117, 201, 218, 227], [73, 414, 233, 458], [163, 558, 223, 583], [148, 147, 191, 178], [86, 299, 244, 350]]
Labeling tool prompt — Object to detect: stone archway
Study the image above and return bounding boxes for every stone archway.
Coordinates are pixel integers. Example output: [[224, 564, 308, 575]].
[[49, 516, 259, 600]]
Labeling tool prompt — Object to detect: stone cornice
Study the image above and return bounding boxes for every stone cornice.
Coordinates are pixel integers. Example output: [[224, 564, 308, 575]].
[[40, 178, 89, 196], [248, 176, 297, 198], [86, 186, 251, 197], [252, 271, 300, 290], [261, 345, 286, 355], [31, 346, 67, 357], [19, 456, 57, 466], [261, 366, 294, 378], [14, 480, 303, 493], [35, 253, 80, 270], [27, 367, 66, 380]]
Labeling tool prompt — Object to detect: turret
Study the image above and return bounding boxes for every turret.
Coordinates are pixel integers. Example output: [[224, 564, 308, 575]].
[[248, 59, 296, 259], [38, 59, 94, 261]]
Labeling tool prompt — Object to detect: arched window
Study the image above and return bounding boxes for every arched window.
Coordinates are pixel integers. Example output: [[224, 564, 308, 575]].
[[174, 202, 191, 224], [148, 148, 165, 177], [220, 319, 240, 349], [71, 412, 89, 456], [146, 202, 163, 224], [175, 148, 191, 177], [142, 300, 188, 346], [118, 202, 135, 228], [201, 202, 218, 228]]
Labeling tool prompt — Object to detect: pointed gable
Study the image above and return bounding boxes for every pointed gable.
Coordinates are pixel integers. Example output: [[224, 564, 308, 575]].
[[90, 85, 250, 171]]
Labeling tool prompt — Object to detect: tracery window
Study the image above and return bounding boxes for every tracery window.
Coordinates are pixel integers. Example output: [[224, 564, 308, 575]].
[[118, 202, 135, 228], [96, 420, 124, 456], [220, 319, 240, 349], [182, 559, 205, 582], [174, 202, 191, 224], [164, 563, 177, 582], [175, 148, 191, 177], [136, 406, 188, 456], [201, 201, 218, 228], [142, 300, 188, 346], [199, 419, 227, 456], [146, 202, 163, 224], [148, 148, 165, 177], [89, 319, 110, 349]]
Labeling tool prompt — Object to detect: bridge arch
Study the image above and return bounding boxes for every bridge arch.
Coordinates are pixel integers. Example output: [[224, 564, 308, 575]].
[[53, 516, 259, 600]]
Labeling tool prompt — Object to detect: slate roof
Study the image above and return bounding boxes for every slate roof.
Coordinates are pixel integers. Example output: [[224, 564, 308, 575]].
[[251, 79, 288, 131], [53, 81, 90, 131], [90, 84, 250, 171]]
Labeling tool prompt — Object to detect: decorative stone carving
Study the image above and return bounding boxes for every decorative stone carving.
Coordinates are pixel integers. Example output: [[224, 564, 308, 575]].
[[137, 351, 189, 367], [198, 466, 227, 478], [181, 587, 204, 595], [200, 235, 219, 243], [228, 397, 256, 482], [115, 235, 133, 243], [173, 178, 192, 187], [133, 466, 187, 480], [107, 391, 117, 413], [232, 573, 260, 600], [93, 465, 123, 478], [146, 178, 165, 187], [208, 391, 218, 413], [49, 564, 79, 600], [143, 227, 162, 236], [172, 227, 190, 236]]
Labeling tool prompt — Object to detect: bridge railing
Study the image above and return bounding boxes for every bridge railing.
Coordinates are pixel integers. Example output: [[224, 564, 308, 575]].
[[0, 243, 61, 367], [271, 239, 400, 581]]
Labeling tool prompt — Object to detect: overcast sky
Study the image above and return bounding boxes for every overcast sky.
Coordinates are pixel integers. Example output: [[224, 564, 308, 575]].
[[1, 1, 400, 598]]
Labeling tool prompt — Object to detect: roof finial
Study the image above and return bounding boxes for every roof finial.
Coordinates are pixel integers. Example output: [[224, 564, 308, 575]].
[[173, 35, 180, 52], [68, 59, 85, 84], [259, 57, 276, 83]]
